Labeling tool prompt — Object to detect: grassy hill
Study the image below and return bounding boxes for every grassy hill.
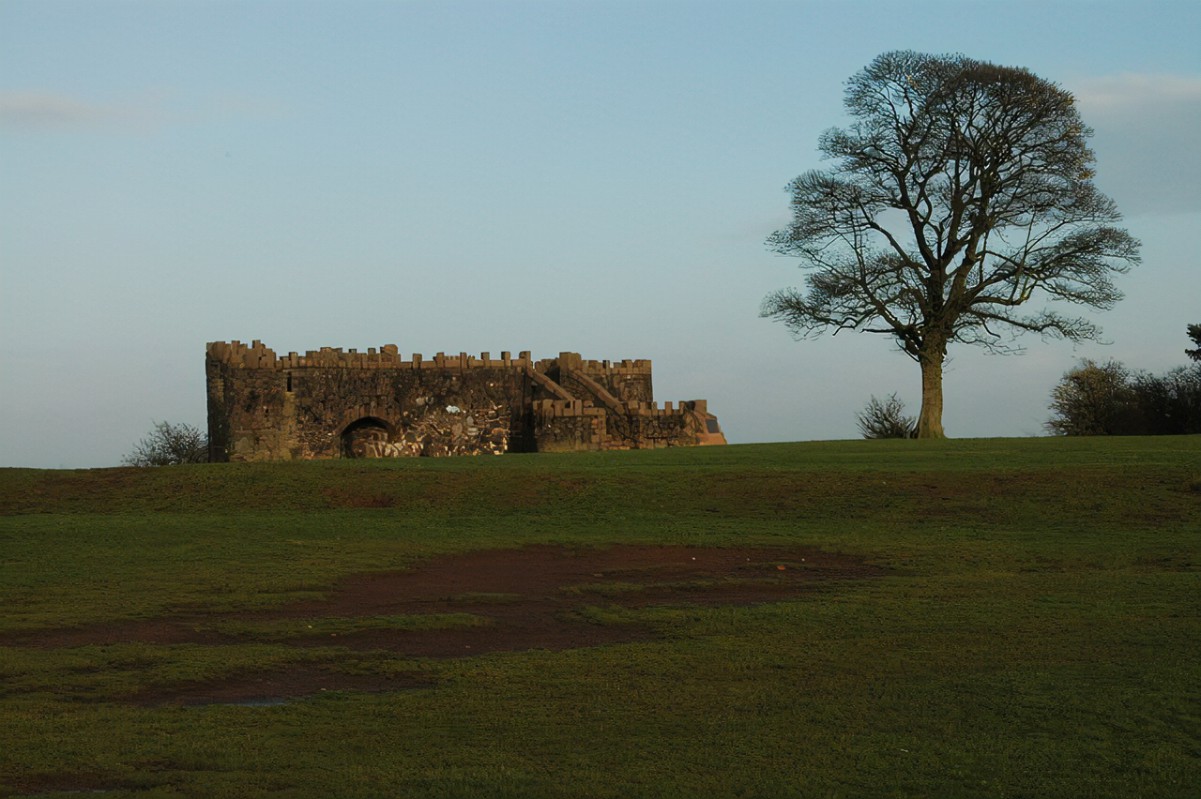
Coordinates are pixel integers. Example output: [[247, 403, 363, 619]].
[[1, 437, 1199, 798]]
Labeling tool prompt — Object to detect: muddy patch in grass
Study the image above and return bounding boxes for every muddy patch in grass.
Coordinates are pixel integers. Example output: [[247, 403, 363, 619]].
[[3, 545, 884, 706], [129, 663, 434, 707]]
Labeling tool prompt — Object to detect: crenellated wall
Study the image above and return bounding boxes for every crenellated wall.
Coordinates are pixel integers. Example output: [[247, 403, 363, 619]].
[[206, 341, 725, 461]]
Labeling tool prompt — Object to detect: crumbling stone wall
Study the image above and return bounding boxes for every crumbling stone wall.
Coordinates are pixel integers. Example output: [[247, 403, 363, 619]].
[[206, 341, 725, 461]]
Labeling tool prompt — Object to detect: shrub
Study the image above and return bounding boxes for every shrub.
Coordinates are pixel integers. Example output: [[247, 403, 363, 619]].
[[1131, 366, 1201, 435], [1045, 359, 1139, 436], [856, 394, 915, 439], [1046, 360, 1201, 436], [123, 421, 209, 467]]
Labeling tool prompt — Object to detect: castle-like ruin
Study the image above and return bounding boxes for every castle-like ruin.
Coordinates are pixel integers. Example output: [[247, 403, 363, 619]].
[[206, 341, 725, 461]]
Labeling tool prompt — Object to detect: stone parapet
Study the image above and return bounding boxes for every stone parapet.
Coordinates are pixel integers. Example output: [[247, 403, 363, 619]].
[[206, 341, 534, 371]]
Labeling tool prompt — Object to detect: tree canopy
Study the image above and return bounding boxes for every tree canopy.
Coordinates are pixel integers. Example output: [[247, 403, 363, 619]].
[[763, 51, 1140, 437]]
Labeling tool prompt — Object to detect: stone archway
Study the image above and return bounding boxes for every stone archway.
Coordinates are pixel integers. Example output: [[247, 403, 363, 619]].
[[340, 417, 394, 458]]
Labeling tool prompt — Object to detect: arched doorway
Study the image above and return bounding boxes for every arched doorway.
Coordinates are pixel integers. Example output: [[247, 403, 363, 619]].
[[340, 417, 394, 458]]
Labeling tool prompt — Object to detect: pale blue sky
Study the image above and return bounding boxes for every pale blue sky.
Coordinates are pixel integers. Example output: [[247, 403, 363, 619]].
[[2, 0, 1199, 467]]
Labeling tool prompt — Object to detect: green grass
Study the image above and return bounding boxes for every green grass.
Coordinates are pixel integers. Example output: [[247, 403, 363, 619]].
[[1, 436, 1199, 798]]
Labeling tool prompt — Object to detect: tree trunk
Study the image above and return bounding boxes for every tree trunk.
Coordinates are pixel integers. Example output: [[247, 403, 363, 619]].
[[915, 338, 947, 439]]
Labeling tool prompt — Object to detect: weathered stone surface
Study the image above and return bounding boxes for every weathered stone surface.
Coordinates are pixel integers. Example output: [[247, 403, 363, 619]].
[[206, 342, 726, 461]]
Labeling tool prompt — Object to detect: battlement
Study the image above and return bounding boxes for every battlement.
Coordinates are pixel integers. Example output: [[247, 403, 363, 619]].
[[532, 398, 709, 418], [534, 351, 653, 377], [206, 340, 535, 370], [205, 340, 723, 461], [206, 341, 653, 374]]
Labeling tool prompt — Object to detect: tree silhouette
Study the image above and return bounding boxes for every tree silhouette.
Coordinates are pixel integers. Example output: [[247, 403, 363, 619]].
[[764, 51, 1140, 437]]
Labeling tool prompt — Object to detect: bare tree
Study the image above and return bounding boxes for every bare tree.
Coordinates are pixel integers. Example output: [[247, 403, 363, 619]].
[[763, 51, 1140, 437], [123, 421, 209, 467]]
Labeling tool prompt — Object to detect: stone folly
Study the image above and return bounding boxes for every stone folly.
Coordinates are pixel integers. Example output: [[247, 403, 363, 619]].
[[206, 341, 726, 461]]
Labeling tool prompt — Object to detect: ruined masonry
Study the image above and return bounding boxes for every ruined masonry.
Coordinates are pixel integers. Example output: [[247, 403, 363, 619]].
[[206, 341, 726, 461]]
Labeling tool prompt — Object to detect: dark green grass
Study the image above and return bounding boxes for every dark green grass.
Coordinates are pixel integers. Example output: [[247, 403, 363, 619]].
[[1, 437, 1199, 798]]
